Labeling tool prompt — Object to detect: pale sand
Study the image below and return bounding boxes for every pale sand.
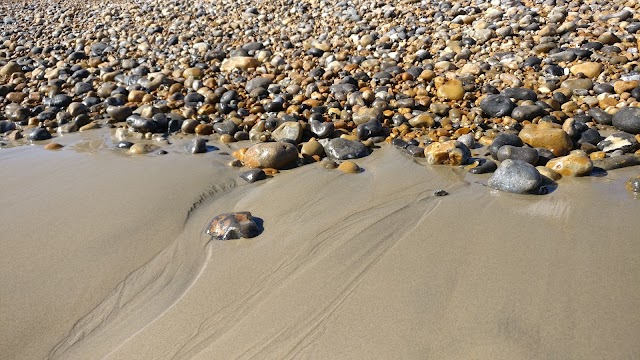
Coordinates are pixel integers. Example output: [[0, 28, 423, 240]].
[[2, 136, 640, 359]]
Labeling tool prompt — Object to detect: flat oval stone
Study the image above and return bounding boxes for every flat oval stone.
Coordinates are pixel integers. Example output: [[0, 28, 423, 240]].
[[612, 107, 640, 134], [597, 132, 639, 153], [324, 138, 369, 160], [488, 133, 523, 159], [309, 120, 334, 138], [546, 152, 593, 176], [488, 159, 542, 194], [496, 145, 539, 165], [205, 212, 261, 240], [28, 127, 52, 141], [243, 141, 299, 168]]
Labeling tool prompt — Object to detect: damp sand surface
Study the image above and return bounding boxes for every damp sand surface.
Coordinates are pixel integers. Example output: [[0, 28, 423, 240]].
[[2, 140, 640, 359]]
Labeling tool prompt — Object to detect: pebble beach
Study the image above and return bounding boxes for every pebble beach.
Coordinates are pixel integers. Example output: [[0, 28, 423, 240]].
[[1, 0, 640, 358]]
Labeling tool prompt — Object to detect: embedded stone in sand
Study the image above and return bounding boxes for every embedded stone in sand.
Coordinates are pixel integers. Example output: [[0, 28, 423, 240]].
[[205, 212, 262, 240]]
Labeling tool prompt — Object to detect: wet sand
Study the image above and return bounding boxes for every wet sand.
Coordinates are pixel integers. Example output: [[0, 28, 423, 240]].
[[2, 134, 639, 359]]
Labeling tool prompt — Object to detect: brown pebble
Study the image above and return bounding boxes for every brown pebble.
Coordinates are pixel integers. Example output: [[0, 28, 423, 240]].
[[263, 168, 279, 175], [338, 160, 361, 173], [44, 143, 63, 150]]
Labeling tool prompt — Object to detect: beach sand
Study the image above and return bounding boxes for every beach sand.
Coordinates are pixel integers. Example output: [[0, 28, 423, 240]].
[[2, 131, 639, 359]]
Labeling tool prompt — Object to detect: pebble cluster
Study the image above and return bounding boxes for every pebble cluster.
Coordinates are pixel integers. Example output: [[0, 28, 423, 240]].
[[1, 0, 640, 194]]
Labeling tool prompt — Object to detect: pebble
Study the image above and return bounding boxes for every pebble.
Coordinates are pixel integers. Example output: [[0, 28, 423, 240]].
[[324, 138, 369, 161], [436, 78, 465, 101], [496, 145, 539, 165], [239, 169, 267, 183], [44, 143, 63, 150], [597, 133, 639, 153], [612, 107, 640, 134], [569, 62, 603, 79], [537, 166, 562, 183], [186, 138, 208, 154], [271, 122, 303, 143], [337, 161, 361, 173], [27, 128, 52, 141], [243, 142, 298, 169], [205, 212, 261, 240], [424, 140, 471, 166], [546, 151, 594, 177], [128, 143, 158, 155], [301, 140, 325, 157], [480, 95, 516, 118], [519, 123, 573, 156], [488, 133, 523, 159], [488, 159, 543, 194]]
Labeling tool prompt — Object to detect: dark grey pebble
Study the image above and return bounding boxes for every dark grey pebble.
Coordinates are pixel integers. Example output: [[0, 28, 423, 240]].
[[469, 159, 497, 174], [496, 145, 539, 165], [488, 159, 542, 194], [511, 105, 546, 121], [405, 145, 425, 157], [356, 119, 383, 140], [126, 115, 158, 133], [612, 107, 640, 134], [593, 155, 640, 170], [588, 108, 613, 125], [28, 127, 51, 141], [186, 138, 207, 154], [434, 190, 449, 196], [324, 138, 369, 160], [205, 211, 261, 240], [239, 169, 267, 183], [480, 95, 517, 118], [488, 133, 523, 159], [597, 132, 639, 153]]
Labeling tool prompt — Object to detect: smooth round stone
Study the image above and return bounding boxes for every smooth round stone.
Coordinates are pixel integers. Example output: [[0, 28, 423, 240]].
[[309, 120, 334, 138], [127, 143, 158, 155], [324, 138, 369, 161], [546, 152, 593, 176], [625, 175, 640, 193], [205, 211, 261, 240], [301, 140, 325, 157], [68, 102, 88, 117], [488, 133, 523, 159], [588, 108, 613, 125], [424, 140, 471, 165], [27, 127, 51, 141], [106, 106, 133, 122], [408, 113, 434, 128], [496, 145, 539, 165], [271, 121, 302, 143], [356, 119, 383, 140], [50, 94, 73, 108], [488, 159, 542, 194], [181, 119, 199, 133], [352, 107, 382, 126], [0, 120, 16, 133], [436, 78, 464, 100], [126, 115, 158, 133], [578, 128, 603, 146], [511, 105, 546, 121], [502, 87, 537, 101], [519, 123, 572, 156], [213, 120, 238, 135], [44, 142, 63, 150], [337, 160, 361, 173], [593, 83, 615, 95], [239, 169, 267, 183], [405, 145, 425, 157], [186, 138, 207, 154], [612, 107, 640, 134], [480, 95, 516, 118], [243, 142, 298, 169], [195, 124, 213, 135], [245, 77, 272, 93]]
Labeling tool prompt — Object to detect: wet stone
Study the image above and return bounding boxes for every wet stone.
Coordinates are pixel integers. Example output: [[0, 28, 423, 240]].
[[239, 169, 267, 183], [546, 152, 593, 177], [243, 142, 299, 169], [625, 175, 640, 193], [324, 138, 369, 161], [469, 159, 498, 174], [488, 133, 523, 159], [496, 145, 539, 165], [186, 138, 207, 154], [488, 159, 542, 194], [28, 127, 51, 141], [205, 212, 261, 240], [424, 140, 471, 166]]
